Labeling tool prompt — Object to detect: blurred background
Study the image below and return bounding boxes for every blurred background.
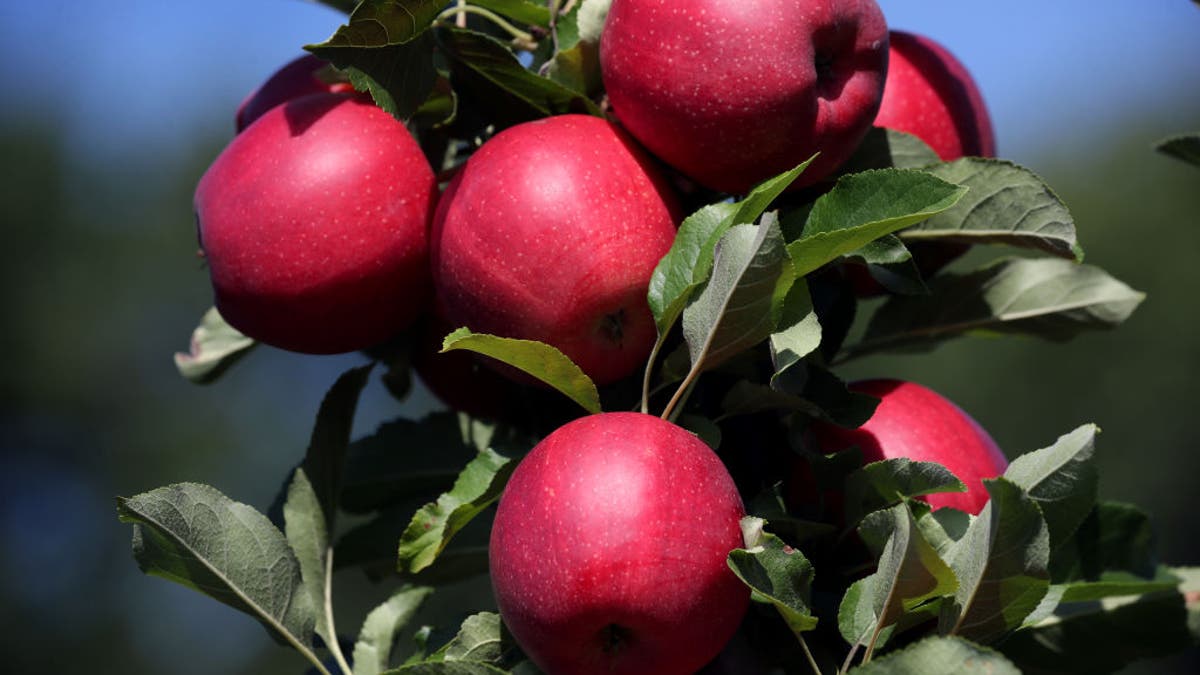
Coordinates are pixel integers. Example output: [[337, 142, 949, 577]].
[[0, 0, 1197, 673]]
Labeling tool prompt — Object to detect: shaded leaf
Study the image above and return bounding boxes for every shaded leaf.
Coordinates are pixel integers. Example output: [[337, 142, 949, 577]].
[[312, 0, 445, 48], [308, 33, 438, 120], [353, 587, 435, 675], [842, 234, 927, 296], [442, 328, 600, 414], [768, 278, 822, 382], [836, 127, 940, 174], [1157, 133, 1200, 169], [939, 477, 1050, 644], [470, 0, 552, 27], [385, 662, 511, 674], [173, 306, 255, 384], [850, 635, 1020, 675], [848, 257, 1145, 359], [903, 159, 1084, 261], [116, 483, 316, 650], [728, 517, 819, 636], [397, 448, 516, 574], [843, 459, 966, 529], [1050, 501, 1158, 583], [786, 169, 967, 278]]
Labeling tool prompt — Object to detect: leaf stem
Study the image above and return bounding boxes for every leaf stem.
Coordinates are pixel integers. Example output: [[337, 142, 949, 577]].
[[436, 6, 536, 45], [797, 633, 823, 675], [324, 551, 353, 675], [839, 642, 861, 675], [660, 366, 700, 422], [640, 337, 666, 414]]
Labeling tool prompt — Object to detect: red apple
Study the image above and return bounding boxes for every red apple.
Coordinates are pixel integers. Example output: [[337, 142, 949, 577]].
[[873, 30, 996, 160], [810, 379, 1008, 514], [490, 412, 749, 675], [599, 0, 889, 194], [430, 114, 678, 385], [235, 54, 352, 132], [195, 92, 435, 354]]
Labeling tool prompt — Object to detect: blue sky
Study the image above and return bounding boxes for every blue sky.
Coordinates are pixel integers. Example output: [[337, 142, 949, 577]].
[[1, 1, 1197, 166]]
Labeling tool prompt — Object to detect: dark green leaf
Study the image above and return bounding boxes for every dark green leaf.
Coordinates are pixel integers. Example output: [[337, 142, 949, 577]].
[[849, 636, 1020, 675], [771, 362, 879, 428], [385, 662, 511, 674], [847, 257, 1145, 359], [1050, 501, 1158, 583], [728, 517, 819, 636], [427, 611, 525, 666], [438, 27, 600, 119], [786, 169, 967, 278], [939, 477, 1050, 644], [116, 483, 316, 650], [842, 235, 927, 296], [681, 215, 792, 373], [1156, 133, 1200, 168], [301, 365, 374, 528], [312, 0, 446, 48], [843, 459, 966, 528], [839, 504, 958, 652], [173, 307, 255, 384], [902, 159, 1084, 261], [442, 327, 600, 414], [1002, 425, 1099, 570], [308, 33, 438, 120], [316, 0, 359, 14], [913, 505, 973, 559], [353, 587, 434, 675], [397, 447, 516, 574]]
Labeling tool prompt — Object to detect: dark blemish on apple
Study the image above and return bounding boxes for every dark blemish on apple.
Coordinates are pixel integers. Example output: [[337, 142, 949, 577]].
[[598, 309, 626, 346], [599, 623, 632, 653]]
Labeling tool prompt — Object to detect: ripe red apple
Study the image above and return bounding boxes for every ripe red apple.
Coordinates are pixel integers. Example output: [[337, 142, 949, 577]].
[[490, 412, 749, 675], [599, 0, 889, 194], [235, 54, 352, 132], [430, 114, 678, 385], [810, 379, 1008, 514], [873, 30, 996, 160], [195, 92, 436, 354]]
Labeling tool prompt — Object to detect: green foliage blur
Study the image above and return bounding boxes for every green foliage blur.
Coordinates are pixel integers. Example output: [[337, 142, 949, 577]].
[[0, 98, 1196, 675]]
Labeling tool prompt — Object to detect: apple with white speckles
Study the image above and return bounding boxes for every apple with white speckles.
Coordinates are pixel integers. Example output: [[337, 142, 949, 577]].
[[490, 412, 749, 675], [195, 92, 436, 354], [429, 114, 678, 385], [599, 0, 890, 194]]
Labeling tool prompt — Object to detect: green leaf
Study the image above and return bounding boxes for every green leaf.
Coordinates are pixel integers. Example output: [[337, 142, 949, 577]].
[[835, 127, 941, 174], [939, 477, 1050, 644], [681, 215, 792, 373], [437, 27, 600, 119], [397, 447, 516, 574], [1002, 425, 1099, 570], [727, 517, 819, 637], [353, 587, 435, 675], [1002, 569, 1199, 674], [470, 0, 552, 27], [647, 159, 811, 338], [902, 158, 1084, 261], [786, 169, 967, 278], [173, 306, 255, 384], [769, 362, 880, 428], [768, 278, 822, 382], [308, 33, 438, 120], [847, 257, 1145, 359], [842, 234, 927, 296], [1050, 501, 1158, 583], [301, 365, 374, 527], [311, 0, 446, 48], [839, 504, 958, 653], [116, 483, 316, 651], [384, 662, 511, 674], [913, 505, 973, 559], [1156, 133, 1200, 168], [843, 459, 967, 529], [441, 327, 600, 414], [428, 611, 525, 665], [849, 635, 1020, 675]]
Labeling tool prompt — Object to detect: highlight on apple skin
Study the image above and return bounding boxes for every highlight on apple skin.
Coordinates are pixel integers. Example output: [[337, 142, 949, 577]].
[[195, 92, 436, 355], [600, 0, 890, 194], [489, 412, 750, 675], [810, 378, 1009, 515], [429, 114, 679, 386]]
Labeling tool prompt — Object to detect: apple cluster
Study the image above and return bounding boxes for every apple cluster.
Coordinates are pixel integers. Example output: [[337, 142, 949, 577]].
[[189, 1, 1008, 672]]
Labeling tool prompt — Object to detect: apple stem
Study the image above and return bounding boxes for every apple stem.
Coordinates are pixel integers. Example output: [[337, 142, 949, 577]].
[[436, 5, 536, 47]]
